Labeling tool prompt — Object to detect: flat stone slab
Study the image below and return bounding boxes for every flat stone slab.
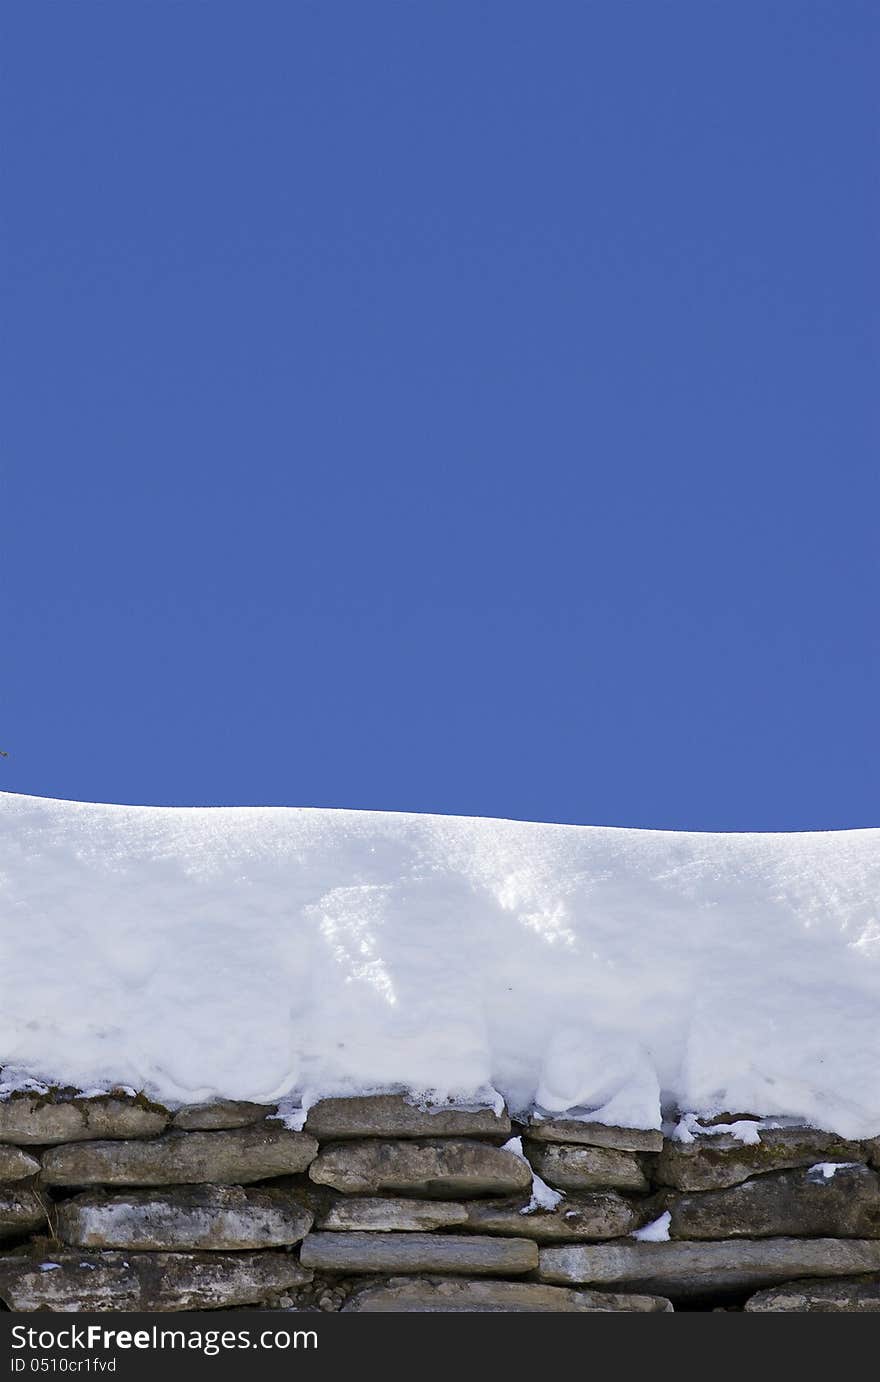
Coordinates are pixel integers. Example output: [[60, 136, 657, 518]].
[[745, 1275, 880, 1312], [537, 1238, 880, 1299], [0, 1094, 168, 1146], [57, 1185, 314, 1251], [309, 1139, 532, 1199], [343, 1276, 673, 1312], [301, 1231, 538, 1276], [0, 1187, 46, 1241], [0, 1145, 40, 1183], [669, 1164, 880, 1239], [655, 1127, 865, 1191], [0, 1249, 311, 1312], [318, 1197, 470, 1232], [465, 1190, 640, 1242], [527, 1118, 663, 1153], [41, 1126, 318, 1186], [172, 1101, 271, 1131], [523, 1140, 648, 1193], [305, 1095, 510, 1141]]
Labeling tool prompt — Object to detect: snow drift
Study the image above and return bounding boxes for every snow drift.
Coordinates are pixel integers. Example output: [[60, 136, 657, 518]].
[[1, 793, 878, 1137]]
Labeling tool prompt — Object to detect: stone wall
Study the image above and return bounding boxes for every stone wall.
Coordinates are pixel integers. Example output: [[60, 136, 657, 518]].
[[1, 1092, 879, 1312]]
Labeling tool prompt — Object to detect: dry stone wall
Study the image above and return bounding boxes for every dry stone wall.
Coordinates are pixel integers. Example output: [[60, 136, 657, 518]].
[[1, 1091, 879, 1312]]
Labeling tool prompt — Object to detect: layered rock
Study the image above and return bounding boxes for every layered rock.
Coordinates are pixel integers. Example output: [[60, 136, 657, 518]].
[[301, 1230, 538, 1275], [668, 1164, 880, 1240], [523, 1140, 649, 1193], [0, 1146, 40, 1183], [318, 1197, 469, 1232], [41, 1126, 318, 1187], [309, 1139, 532, 1198], [527, 1117, 662, 1153], [0, 1094, 168, 1146], [343, 1276, 673, 1312], [0, 1249, 311, 1312], [745, 1275, 880, 1312], [304, 1096, 510, 1141], [172, 1101, 270, 1131], [537, 1238, 880, 1299], [56, 1185, 313, 1251]]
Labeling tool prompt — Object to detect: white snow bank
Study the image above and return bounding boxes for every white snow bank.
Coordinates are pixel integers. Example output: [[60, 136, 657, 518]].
[[1, 793, 878, 1137]]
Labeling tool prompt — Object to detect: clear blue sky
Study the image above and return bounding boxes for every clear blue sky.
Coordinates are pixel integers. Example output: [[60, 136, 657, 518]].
[[2, 3, 877, 830]]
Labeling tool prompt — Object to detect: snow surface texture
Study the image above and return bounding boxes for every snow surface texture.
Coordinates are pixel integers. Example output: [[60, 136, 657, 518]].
[[1, 793, 878, 1137]]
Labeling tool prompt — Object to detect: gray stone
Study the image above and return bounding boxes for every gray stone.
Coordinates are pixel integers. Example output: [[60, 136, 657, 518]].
[[0, 1249, 312, 1312], [0, 1187, 46, 1240], [669, 1164, 880, 1239], [745, 1275, 880, 1312], [172, 1101, 271, 1131], [343, 1275, 673, 1312], [0, 1145, 40, 1183], [57, 1185, 313, 1251], [0, 1094, 168, 1146], [309, 1139, 532, 1199], [527, 1117, 663, 1153], [301, 1231, 538, 1276], [866, 1137, 880, 1170], [523, 1139, 649, 1193], [465, 1190, 641, 1242], [305, 1095, 510, 1141], [654, 1127, 864, 1191], [41, 1126, 318, 1187], [537, 1238, 880, 1299], [318, 1197, 469, 1232]]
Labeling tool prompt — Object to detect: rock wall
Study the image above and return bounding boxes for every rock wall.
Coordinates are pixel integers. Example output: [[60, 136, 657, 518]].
[[1, 1092, 879, 1312]]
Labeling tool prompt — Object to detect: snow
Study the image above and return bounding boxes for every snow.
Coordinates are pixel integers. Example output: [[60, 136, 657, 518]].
[[501, 1137, 564, 1212], [631, 1211, 672, 1242], [671, 1113, 763, 1144], [806, 1162, 861, 1181], [1, 792, 879, 1138]]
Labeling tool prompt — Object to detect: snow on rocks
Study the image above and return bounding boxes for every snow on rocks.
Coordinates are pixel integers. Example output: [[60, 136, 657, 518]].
[[3, 793, 880, 1313], [653, 1125, 866, 1191], [2, 792, 879, 1139], [632, 1211, 672, 1242], [527, 1114, 663, 1153], [303, 1094, 510, 1141]]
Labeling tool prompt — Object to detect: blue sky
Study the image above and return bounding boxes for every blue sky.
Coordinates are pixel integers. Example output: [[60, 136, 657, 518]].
[[2, 3, 877, 830]]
